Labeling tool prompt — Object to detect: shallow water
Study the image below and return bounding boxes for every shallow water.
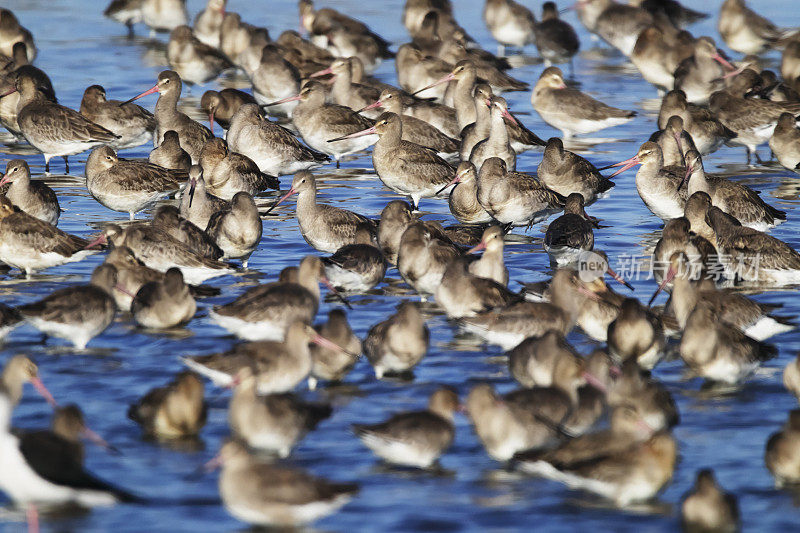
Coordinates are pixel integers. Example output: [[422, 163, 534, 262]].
[[2, 0, 800, 530]]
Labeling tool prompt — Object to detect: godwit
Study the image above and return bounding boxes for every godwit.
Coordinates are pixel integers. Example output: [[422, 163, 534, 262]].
[[330, 112, 455, 209], [86, 145, 184, 221], [353, 387, 458, 468], [122, 70, 213, 165], [127, 371, 207, 439], [531, 67, 636, 139], [131, 267, 196, 329], [0, 159, 59, 225], [80, 84, 155, 150]]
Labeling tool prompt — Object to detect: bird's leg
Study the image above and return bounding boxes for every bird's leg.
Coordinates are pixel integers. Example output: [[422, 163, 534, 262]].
[[755, 151, 766, 165], [44, 156, 50, 173], [497, 44, 505, 57], [745, 147, 752, 165], [26, 503, 39, 533], [63, 156, 69, 174], [129, 212, 135, 221], [336, 158, 340, 169], [126, 21, 135, 39]]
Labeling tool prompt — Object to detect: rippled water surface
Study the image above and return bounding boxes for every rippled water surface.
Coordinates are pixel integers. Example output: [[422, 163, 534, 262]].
[[3, 0, 800, 531]]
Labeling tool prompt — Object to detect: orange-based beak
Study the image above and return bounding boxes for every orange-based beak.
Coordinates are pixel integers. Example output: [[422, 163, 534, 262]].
[[328, 125, 377, 143], [309, 66, 333, 78], [607, 155, 641, 178], [411, 72, 455, 96], [30, 377, 57, 407], [262, 94, 302, 107], [606, 265, 634, 291], [648, 264, 677, 306], [263, 186, 297, 215], [120, 84, 158, 106]]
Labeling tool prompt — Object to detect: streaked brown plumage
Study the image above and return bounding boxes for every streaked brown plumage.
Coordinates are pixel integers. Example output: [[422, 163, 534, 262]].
[[0, 159, 59, 225], [149, 130, 191, 171], [128, 371, 207, 439], [200, 88, 256, 132], [681, 469, 739, 532], [124, 70, 214, 165], [531, 67, 635, 138], [309, 309, 362, 388], [215, 439, 357, 527], [86, 145, 185, 220], [131, 267, 196, 329], [353, 387, 458, 468], [15, 74, 118, 172], [209, 256, 323, 341], [80, 84, 155, 150], [0, 196, 97, 274], [765, 409, 800, 487], [537, 137, 613, 205], [364, 301, 429, 378], [477, 157, 564, 226], [228, 366, 331, 457], [18, 264, 118, 349]]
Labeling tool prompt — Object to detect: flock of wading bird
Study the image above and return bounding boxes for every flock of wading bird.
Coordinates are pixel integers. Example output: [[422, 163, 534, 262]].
[[1, 0, 800, 530]]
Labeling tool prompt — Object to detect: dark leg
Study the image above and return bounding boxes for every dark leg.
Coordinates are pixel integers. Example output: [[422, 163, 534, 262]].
[[44, 159, 49, 173], [336, 159, 340, 169], [63, 156, 69, 173], [746, 148, 751, 165]]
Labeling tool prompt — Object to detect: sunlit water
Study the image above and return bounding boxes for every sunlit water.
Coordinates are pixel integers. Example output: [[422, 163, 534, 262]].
[[2, 0, 800, 530]]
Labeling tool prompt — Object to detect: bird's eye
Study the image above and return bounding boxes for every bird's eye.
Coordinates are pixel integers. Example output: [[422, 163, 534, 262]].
[[106, 156, 113, 160]]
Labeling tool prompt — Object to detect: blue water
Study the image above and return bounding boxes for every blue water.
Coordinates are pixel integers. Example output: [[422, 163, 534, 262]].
[[2, 0, 800, 530]]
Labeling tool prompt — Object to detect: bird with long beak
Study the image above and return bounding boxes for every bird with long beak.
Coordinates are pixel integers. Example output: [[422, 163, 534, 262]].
[[358, 88, 460, 155], [120, 70, 213, 164], [680, 149, 785, 231], [466, 225, 509, 286], [1, 354, 58, 409], [266, 80, 375, 166], [0, 356, 134, 533], [437, 162, 493, 225], [606, 142, 687, 221], [180, 165, 228, 229], [674, 37, 738, 105], [264, 171, 376, 254], [207, 439, 358, 528], [185, 319, 355, 393], [51, 404, 121, 461], [0, 159, 60, 225], [469, 95, 518, 171], [330, 112, 455, 210], [311, 57, 382, 118], [199, 88, 256, 132], [209, 255, 349, 341]]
